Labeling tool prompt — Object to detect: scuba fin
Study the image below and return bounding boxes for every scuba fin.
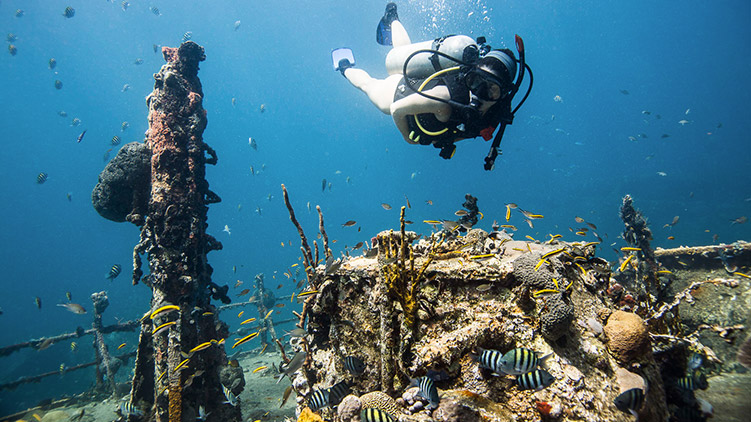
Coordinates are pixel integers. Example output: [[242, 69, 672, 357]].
[[376, 2, 399, 46], [332, 48, 355, 75]]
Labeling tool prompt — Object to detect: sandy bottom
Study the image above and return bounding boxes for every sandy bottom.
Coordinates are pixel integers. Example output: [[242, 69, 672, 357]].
[[696, 373, 751, 422], [8, 350, 297, 422]]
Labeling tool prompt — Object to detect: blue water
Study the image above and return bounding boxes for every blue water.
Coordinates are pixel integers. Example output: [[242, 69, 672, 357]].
[[1, 0, 749, 414]]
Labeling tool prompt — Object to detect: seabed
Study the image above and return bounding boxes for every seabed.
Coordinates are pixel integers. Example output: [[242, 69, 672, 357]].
[[1, 238, 750, 422]]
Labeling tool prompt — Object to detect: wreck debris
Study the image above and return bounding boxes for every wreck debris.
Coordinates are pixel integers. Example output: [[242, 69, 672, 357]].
[[281, 184, 315, 286], [91, 291, 118, 396], [0, 321, 137, 358], [294, 198, 719, 420], [91, 41, 239, 422], [317, 205, 331, 261], [0, 351, 136, 392], [618, 194, 661, 304]]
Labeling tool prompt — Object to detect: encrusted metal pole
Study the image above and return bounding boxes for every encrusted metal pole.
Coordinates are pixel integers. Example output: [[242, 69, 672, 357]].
[[91, 41, 240, 422], [91, 291, 117, 397]]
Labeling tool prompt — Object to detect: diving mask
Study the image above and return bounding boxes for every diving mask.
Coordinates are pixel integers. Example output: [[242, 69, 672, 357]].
[[465, 68, 503, 101]]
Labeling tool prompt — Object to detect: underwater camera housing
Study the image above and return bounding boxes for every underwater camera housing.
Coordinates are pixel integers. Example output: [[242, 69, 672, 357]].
[[401, 35, 533, 170]]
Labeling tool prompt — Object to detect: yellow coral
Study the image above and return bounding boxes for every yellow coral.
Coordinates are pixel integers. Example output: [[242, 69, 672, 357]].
[[297, 407, 324, 422], [378, 208, 436, 329]]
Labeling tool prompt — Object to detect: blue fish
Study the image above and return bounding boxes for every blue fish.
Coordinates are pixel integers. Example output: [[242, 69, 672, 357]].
[[687, 352, 703, 371]]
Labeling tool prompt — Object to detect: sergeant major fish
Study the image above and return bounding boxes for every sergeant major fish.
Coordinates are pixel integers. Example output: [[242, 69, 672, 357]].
[[476, 347, 549, 375], [107, 264, 122, 280], [614, 387, 645, 418], [412, 376, 439, 409], [307, 388, 329, 412], [328, 380, 351, 407], [361, 408, 394, 422], [344, 356, 365, 376], [222, 385, 238, 406], [516, 369, 555, 391]]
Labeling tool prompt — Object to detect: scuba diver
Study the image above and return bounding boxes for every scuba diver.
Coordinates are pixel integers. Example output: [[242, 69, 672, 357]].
[[332, 2, 533, 170]]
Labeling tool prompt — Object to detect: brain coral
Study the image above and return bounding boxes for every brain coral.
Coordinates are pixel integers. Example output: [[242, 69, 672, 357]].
[[604, 310, 651, 363]]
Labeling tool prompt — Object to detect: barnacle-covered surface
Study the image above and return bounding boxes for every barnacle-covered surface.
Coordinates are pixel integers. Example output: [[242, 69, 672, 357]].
[[292, 229, 751, 422]]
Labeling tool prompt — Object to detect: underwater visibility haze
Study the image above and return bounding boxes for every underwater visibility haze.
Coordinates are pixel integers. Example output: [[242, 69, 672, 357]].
[[0, 0, 750, 420]]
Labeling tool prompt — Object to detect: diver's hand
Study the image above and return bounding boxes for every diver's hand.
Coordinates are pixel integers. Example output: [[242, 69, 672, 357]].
[[390, 105, 419, 144]]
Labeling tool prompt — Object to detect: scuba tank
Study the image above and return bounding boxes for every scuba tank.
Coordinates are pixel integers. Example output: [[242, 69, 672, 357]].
[[386, 35, 477, 78], [397, 35, 533, 170]]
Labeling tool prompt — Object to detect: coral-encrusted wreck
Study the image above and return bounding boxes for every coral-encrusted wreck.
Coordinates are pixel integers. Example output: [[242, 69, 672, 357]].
[[93, 42, 240, 422], [288, 204, 751, 422]]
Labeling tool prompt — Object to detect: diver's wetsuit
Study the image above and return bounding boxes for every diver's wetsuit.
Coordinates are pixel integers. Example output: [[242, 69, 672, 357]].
[[393, 73, 507, 152]]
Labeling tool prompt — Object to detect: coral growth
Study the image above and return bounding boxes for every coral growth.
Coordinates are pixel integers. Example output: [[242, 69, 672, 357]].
[[296, 407, 324, 422], [512, 252, 574, 341], [91, 142, 151, 222], [604, 311, 651, 364], [359, 391, 401, 419]]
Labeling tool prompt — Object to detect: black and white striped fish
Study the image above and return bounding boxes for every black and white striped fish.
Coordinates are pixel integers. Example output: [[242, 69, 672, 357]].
[[516, 369, 555, 391], [476, 347, 504, 374], [678, 373, 707, 391], [328, 380, 351, 407], [500, 347, 547, 375], [107, 264, 122, 280], [360, 408, 394, 422], [614, 387, 645, 417], [308, 388, 330, 412], [118, 400, 143, 417], [413, 376, 439, 409], [37, 172, 48, 184], [222, 385, 238, 406], [344, 356, 366, 376]]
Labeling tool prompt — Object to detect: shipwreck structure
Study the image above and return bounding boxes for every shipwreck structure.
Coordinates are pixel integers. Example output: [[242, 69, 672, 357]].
[[92, 42, 240, 422], [281, 195, 750, 422]]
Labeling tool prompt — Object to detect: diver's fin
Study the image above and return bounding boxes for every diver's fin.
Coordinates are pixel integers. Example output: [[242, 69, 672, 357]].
[[332, 48, 355, 75], [376, 2, 399, 46]]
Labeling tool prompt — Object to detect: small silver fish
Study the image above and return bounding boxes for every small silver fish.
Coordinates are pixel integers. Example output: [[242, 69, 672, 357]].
[[57, 303, 86, 314], [196, 405, 208, 421], [284, 328, 307, 338], [276, 351, 306, 383]]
